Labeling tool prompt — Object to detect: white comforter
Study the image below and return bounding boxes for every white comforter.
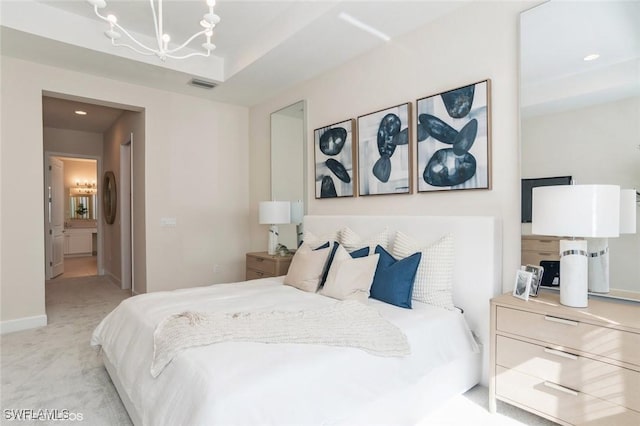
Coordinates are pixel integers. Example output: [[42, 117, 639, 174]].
[[91, 277, 478, 426]]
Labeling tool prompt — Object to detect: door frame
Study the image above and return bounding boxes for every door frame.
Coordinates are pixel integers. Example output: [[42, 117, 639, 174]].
[[43, 151, 103, 277], [120, 134, 133, 291]]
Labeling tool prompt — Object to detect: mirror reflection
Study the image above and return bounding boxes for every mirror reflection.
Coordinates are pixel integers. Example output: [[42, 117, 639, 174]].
[[520, 1, 640, 299], [271, 100, 306, 249], [70, 195, 96, 219]]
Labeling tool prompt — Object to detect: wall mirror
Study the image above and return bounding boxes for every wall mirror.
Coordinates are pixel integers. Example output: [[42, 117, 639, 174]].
[[271, 100, 306, 249], [520, 1, 640, 300], [103, 171, 117, 225], [69, 195, 96, 220]]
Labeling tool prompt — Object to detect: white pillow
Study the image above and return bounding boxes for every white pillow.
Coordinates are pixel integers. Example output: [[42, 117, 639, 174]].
[[303, 230, 339, 247], [339, 227, 390, 253], [320, 244, 379, 301], [283, 245, 331, 292], [392, 232, 455, 310]]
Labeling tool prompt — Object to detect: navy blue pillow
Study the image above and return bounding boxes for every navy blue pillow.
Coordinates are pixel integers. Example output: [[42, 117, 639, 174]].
[[319, 242, 369, 288], [370, 245, 421, 309]]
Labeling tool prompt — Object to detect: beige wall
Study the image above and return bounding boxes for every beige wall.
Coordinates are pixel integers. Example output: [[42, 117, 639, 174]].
[[43, 127, 103, 157], [249, 1, 534, 292], [1, 56, 249, 325]]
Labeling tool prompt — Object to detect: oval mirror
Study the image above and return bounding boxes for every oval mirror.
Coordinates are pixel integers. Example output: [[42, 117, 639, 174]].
[[103, 171, 117, 225]]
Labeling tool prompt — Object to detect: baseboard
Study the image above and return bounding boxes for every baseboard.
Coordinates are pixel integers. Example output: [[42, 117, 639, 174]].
[[0, 314, 47, 335], [106, 272, 122, 287]]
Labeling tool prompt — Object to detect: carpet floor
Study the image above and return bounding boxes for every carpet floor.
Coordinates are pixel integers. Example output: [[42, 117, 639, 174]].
[[1, 276, 556, 426]]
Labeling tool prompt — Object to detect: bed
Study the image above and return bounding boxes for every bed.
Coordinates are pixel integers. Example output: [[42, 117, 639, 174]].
[[92, 215, 502, 425]]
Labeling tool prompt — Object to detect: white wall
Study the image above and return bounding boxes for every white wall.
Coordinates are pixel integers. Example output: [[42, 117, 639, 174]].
[[249, 1, 534, 291], [0, 56, 249, 326], [43, 127, 103, 157], [522, 97, 640, 291]]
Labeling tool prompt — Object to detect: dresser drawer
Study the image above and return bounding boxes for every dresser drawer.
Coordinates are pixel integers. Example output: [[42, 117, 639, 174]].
[[496, 307, 640, 367], [246, 255, 278, 275], [521, 251, 559, 267], [522, 237, 559, 253], [496, 366, 640, 426], [497, 335, 640, 411]]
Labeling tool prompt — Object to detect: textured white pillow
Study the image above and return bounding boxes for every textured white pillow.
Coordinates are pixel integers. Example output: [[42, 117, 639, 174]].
[[320, 245, 379, 301], [283, 245, 331, 292], [303, 230, 339, 248], [392, 232, 455, 310], [339, 227, 390, 253]]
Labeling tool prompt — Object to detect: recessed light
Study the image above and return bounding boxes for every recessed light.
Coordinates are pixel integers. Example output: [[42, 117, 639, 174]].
[[583, 53, 600, 61], [75, 110, 87, 115]]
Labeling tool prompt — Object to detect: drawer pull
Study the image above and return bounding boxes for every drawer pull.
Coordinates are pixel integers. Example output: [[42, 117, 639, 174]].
[[544, 348, 578, 360], [256, 258, 264, 262], [544, 316, 578, 327], [543, 381, 578, 396], [256, 271, 264, 276]]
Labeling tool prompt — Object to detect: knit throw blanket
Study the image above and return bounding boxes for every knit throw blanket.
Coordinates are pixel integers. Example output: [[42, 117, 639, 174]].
[[151, 300, 410, 377]]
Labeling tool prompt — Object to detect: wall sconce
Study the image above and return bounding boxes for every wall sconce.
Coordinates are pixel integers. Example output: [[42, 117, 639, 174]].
[[71, 180, 97, 195]]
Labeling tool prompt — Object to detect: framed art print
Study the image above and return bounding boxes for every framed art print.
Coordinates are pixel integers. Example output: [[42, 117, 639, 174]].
[[416, 79, 491, 192], [513, 269, 533, 301], [314, 119, 355, 198], [357, 103, 412, 196]]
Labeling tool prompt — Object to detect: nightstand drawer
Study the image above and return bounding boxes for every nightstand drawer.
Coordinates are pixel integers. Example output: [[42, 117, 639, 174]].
[[496, 306, 640, 367], [497, 335, 640, 411], [496, 366, 640, 426], [246, 268, 269, 280], [246, 255, 278, 275]]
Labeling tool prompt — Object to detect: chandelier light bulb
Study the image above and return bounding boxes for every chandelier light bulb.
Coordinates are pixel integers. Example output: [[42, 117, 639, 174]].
[[206, 0, 216, 7], [162, 34, 171, 43], [106, 14, 117, 24]]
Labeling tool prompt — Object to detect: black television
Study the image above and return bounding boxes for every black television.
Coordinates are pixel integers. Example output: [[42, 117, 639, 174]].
[[521, 176, 572, 223]]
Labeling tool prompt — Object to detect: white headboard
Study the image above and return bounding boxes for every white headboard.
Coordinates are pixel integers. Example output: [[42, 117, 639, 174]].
[[304, 215, 502, 385]]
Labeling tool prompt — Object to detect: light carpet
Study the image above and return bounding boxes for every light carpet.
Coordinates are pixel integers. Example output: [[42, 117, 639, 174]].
[[1, 276, 556, 426]]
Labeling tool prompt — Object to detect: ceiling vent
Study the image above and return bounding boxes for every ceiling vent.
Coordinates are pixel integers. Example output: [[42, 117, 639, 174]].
[[188, 78, 217, 90]]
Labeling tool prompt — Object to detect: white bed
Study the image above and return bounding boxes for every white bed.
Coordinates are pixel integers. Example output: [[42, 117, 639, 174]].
[[92, 215, 502, 425]]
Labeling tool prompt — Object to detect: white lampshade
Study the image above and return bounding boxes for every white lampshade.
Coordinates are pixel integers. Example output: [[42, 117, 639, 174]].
[[620, 189, 637, 234], [290, 200, 304, 225], [259, 201, 290, 225], [532, 185, 620, 238]]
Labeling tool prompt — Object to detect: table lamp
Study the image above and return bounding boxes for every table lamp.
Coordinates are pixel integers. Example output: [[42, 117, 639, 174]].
[[259, 201, 291, 255], [532, 185, 620, 307], [588, 188, 637, 293], [290, 200, 304, 247]]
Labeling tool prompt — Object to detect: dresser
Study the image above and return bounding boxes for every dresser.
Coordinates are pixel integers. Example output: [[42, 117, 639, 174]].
[[521, 235, 561, 267], [490, 292, 640, 425], [245, 252, 293, 280]]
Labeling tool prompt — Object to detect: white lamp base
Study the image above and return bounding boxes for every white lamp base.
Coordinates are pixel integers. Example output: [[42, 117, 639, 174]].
[[587, 237, 609, 293], [559, 239, 588, 308], [267, 224, 279, 256]]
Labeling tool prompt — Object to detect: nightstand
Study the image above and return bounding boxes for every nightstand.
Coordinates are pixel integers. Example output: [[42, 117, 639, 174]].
[[489, 291, 640, 425], [245, 252, 293, 280]]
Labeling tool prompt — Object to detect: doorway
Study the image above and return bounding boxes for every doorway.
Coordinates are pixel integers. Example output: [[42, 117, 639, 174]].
[[42, 94, 140, 291], [44, 154, 100, 280]]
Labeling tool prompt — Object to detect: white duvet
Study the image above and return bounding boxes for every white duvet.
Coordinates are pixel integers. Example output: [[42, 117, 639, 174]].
[[91, 277, 479, 426]]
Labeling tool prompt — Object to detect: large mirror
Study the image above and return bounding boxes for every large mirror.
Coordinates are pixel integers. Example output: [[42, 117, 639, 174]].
[[70, 195, 96, 219], [520, 1, 640, 300], [271, 100, 306, 249]]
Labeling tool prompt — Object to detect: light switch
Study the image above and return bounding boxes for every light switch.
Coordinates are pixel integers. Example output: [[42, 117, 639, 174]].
[[160, 217, 177, 227]]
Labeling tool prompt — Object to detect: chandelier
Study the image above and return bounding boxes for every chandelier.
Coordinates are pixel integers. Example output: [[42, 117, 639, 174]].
[[87, 0, 220, 61]]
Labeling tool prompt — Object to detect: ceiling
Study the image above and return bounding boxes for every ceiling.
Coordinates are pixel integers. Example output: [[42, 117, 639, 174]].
[[0, 0, 467, 107], [43, 96, 125, 132]]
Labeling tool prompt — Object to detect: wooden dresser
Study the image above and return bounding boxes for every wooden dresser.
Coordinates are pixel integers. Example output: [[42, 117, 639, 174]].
[[521, 235, 561, 266], [490, 292, 640, 425], [245, 252, 293, 280]]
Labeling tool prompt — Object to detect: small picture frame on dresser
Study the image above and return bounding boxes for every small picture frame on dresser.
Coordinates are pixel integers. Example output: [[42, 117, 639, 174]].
[[524, 264, 544, 297], [513, 270, 533, 300]]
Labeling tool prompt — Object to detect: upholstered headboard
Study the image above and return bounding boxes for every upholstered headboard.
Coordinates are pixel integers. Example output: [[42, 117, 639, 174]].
[[304, 215, 502, 385]]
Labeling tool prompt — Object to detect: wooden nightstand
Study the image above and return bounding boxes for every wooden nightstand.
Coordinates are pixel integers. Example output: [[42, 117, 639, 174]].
[[489, 291, 640, 425], [245, 252, 293, 280], [521, 235, 560, 267]]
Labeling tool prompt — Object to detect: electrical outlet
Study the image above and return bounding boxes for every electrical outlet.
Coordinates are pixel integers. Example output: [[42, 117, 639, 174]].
[[212, 264, 219, 273]]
